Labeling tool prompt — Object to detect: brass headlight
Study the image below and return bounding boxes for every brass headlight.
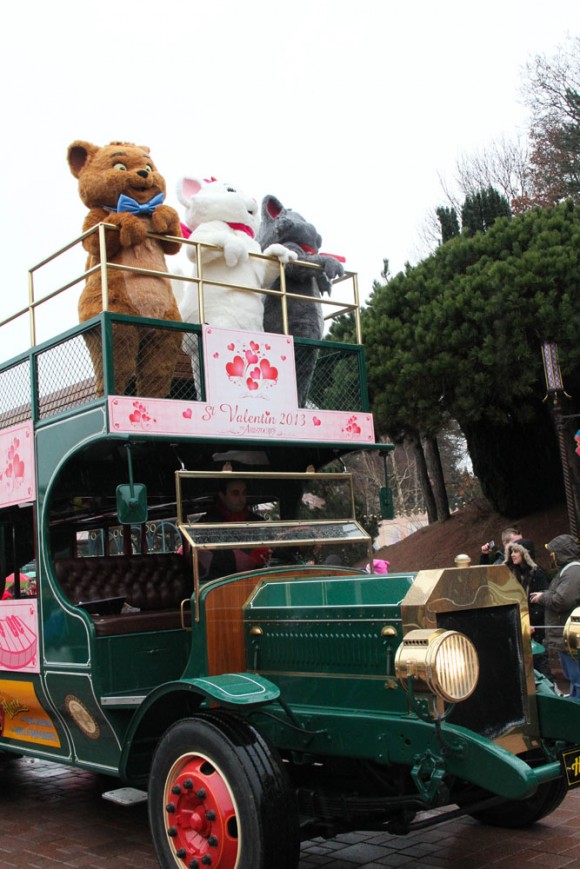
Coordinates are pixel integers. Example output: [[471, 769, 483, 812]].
[[395, 628, 479, 703], [564, 607, 580, 657]]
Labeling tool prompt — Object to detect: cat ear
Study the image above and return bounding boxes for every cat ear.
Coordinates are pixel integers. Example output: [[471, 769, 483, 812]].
[[261, 195, 284, 221], [177, 177, 203, 206]]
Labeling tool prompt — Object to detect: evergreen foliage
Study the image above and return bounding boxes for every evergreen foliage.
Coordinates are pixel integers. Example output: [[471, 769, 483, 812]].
[[365, 201, 580, 515], [327, 312, 357, 344], [460, 186, 512, 234], [436, 206, 461, 243]]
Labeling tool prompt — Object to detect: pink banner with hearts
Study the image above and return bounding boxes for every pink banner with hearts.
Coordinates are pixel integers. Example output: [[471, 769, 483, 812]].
[[108, 396, 374, 443], [0, 422, 35, 508], [108, 326, 375, 444]]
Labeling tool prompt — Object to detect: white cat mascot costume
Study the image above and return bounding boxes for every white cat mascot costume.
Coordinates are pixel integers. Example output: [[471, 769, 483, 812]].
[[176, 177, 296, 333]]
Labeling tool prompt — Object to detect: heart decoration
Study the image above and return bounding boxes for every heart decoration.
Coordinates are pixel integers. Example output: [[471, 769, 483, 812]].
[[260, 359, 278, 380], [226, 356, 244, 377]]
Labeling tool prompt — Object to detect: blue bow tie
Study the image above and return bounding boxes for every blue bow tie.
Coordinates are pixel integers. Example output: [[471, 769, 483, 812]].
[[114, 192, 165, 215]]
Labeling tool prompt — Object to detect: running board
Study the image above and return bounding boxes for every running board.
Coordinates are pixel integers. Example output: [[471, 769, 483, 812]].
[[100, 694, 146, 708], [102, 787, 148, 806]]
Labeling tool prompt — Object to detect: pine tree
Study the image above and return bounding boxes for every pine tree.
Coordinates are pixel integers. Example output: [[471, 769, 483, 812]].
[[365, 201, 580, 516], [436, 206, 460, 243], [461, 186, 512, 235]]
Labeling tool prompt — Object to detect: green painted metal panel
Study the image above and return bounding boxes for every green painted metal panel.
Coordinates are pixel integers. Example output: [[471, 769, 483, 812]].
[[248, 704, 558, 801], [94, 631, 190, 697], [535, 684, 580, 744], [186, 673, 280, 706], [246, 573, 415, 610]]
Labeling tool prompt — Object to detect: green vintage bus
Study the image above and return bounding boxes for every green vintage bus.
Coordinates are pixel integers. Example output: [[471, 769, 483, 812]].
[[1, 224, 579, 869]]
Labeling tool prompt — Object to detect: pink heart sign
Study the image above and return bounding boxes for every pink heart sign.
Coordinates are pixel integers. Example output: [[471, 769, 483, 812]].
[[260, 359, 278, 380], [226, 356, 244, 377]]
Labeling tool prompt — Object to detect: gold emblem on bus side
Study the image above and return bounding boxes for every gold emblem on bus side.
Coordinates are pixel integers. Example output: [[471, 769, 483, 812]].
[[64, 694, 100, 740]]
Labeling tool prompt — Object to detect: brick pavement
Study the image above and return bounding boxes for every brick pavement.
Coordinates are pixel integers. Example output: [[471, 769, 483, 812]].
[[1, 754, 580, 867]]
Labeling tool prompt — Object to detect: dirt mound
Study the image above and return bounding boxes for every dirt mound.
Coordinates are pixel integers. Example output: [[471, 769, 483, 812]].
[[375, 498, 570, 573]]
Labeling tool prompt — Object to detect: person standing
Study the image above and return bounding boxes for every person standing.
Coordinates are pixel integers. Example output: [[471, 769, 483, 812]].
[[530, 534, 580, 700], [504, 541, 550, 676], [480, 526, 535, 565], [366, 559, 390, 574]]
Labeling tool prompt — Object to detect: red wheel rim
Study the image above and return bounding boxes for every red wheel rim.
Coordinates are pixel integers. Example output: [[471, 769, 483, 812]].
[[163, 752, 240, 868]]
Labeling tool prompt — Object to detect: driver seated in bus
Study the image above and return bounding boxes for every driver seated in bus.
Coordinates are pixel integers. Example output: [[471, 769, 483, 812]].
[[201, 479, 270, 579]]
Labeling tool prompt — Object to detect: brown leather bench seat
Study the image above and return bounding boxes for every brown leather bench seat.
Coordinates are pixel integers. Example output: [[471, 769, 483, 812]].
[[54, 554, 191, 636]]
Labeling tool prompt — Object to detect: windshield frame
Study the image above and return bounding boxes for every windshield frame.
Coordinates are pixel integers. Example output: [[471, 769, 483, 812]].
[[175, 470, 373, 618]]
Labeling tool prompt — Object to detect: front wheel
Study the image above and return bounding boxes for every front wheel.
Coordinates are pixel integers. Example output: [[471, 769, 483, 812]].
[[148, 711, 299, 869], [467, 775, 569, 828]]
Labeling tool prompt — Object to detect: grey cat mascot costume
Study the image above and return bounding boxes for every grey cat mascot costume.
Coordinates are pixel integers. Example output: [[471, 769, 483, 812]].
[[258, 195, 344, 407]]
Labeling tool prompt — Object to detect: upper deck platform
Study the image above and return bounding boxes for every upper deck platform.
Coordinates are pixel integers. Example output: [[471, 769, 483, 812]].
[[0, 225, 374, 448]]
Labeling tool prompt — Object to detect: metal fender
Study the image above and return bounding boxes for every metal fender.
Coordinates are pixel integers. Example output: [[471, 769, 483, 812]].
[[535, 680, 580, 744], [119, 673, 280, 784], [433, 720, 562, 800], [360, 713, 561, 802], [181, 672, 281, 706]]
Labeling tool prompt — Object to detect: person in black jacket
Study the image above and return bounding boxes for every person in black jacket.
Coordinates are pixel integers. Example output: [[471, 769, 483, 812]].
[[504, 540, 550, 676], [530, 534, 580, 699], [480, 526, 535, 565]]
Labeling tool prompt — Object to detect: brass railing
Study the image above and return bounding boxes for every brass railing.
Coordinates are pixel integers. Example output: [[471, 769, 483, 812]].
[[1, 223, 363, 350]]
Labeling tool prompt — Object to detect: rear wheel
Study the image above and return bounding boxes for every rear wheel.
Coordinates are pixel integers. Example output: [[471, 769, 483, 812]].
[[148, 711, 299, 868]]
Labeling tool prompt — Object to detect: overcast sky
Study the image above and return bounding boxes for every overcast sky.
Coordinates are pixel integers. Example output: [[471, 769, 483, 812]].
[[1, 0, 577, 356]]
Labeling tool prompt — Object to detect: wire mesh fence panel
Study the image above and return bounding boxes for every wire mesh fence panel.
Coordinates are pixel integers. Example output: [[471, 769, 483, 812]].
[[301, 342, 364, 411], [171, 330, 201, 402], [37, 328, 98, 419], [107, 322, 201, 402], [0, 360, 32, 428], [18, 319, 361, 423]]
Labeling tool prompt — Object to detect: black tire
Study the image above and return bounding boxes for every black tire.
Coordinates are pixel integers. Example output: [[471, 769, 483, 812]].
[[468, 775, 569, 828], [148, 710, 300, 868]]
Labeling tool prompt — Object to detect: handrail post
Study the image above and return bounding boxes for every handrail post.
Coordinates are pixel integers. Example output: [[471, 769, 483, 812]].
[[98, 223, 110, 312], [352, 272, 362, 345], [27, 269, 36, 348], [278, 259, 289, 335], [196, 242, 205, 325]]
